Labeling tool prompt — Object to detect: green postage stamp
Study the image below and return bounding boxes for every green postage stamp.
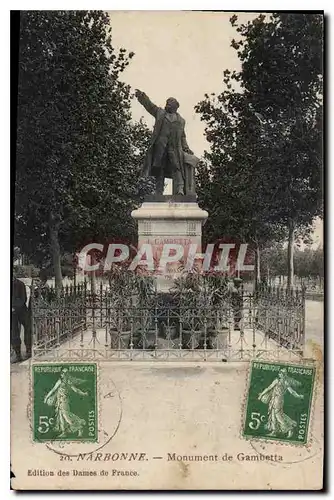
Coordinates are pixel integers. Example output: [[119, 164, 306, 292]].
[[243, 361, 316, 445], [32, 363, 98, 442]]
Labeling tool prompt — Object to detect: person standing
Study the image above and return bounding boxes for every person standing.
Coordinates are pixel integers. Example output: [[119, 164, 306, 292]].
[[11, 276, 31, 362]]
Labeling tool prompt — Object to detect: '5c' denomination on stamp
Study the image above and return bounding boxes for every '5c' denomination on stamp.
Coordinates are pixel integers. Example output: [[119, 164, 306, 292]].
[[243, 361, 316, 445], [33, 363, 97, 442]]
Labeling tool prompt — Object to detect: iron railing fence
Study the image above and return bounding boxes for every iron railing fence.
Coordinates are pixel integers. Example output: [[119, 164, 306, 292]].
[[31, 280, 305, 361]]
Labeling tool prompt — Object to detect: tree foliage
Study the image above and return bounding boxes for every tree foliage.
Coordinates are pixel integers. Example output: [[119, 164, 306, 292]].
[[261, 244, 323, 282], [195, 13, 323, 282], [15, 10, 152, 284]]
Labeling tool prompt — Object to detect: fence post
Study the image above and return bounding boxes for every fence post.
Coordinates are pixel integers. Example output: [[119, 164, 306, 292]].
[[301, 286, 306, 355], [100, 280, 103, 328], [30, 281, 35, 358], [84, 280, 87, 331]]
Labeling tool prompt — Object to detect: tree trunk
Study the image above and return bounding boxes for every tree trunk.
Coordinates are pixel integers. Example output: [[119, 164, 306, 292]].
[[90, 253, 97, 294], [49, 212, 63, 293], [287, 220, 295, 290], [254, 244, 261, 287], [73, 257, 77, 287]]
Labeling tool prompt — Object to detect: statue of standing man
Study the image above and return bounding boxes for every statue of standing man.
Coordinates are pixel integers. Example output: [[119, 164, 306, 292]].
[[135, 90, 199, 196]]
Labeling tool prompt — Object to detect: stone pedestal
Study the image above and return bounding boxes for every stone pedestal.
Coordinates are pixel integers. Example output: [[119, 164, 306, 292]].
[[131, 195, 208, 290]]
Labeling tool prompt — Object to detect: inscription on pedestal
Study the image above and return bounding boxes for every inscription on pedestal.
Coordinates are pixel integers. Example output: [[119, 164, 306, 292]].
[[132, 201, 208, 291]]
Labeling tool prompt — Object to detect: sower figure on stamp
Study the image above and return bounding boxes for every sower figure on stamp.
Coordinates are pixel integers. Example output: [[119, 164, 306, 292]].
[[135, 90, 199, 195], [258, 368, 304, 438], [11, 276, 31, 362], [44, 368, 88, 438]]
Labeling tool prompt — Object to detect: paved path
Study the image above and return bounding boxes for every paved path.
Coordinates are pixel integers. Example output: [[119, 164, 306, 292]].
[[305, 300, 324, 347]]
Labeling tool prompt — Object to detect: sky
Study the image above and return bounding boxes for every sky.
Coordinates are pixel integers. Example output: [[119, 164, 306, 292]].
[[107, 11, 323, 247], [108, 11, 256, 156]]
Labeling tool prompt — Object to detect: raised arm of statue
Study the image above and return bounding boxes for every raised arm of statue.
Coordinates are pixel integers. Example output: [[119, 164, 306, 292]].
[[135, 89, 159, 118]]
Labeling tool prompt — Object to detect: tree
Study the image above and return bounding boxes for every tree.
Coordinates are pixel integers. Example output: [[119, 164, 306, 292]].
[[294, 246, 324, 286], [195, 13, 323, 288], [59, 117, 154, 253], [15, 11, 152, 289], [260, 245, 324, 288], [260, 244, 286, 283]]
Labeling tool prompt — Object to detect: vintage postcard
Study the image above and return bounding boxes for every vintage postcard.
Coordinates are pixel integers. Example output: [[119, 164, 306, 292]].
[[11, 10, 324, 490]]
